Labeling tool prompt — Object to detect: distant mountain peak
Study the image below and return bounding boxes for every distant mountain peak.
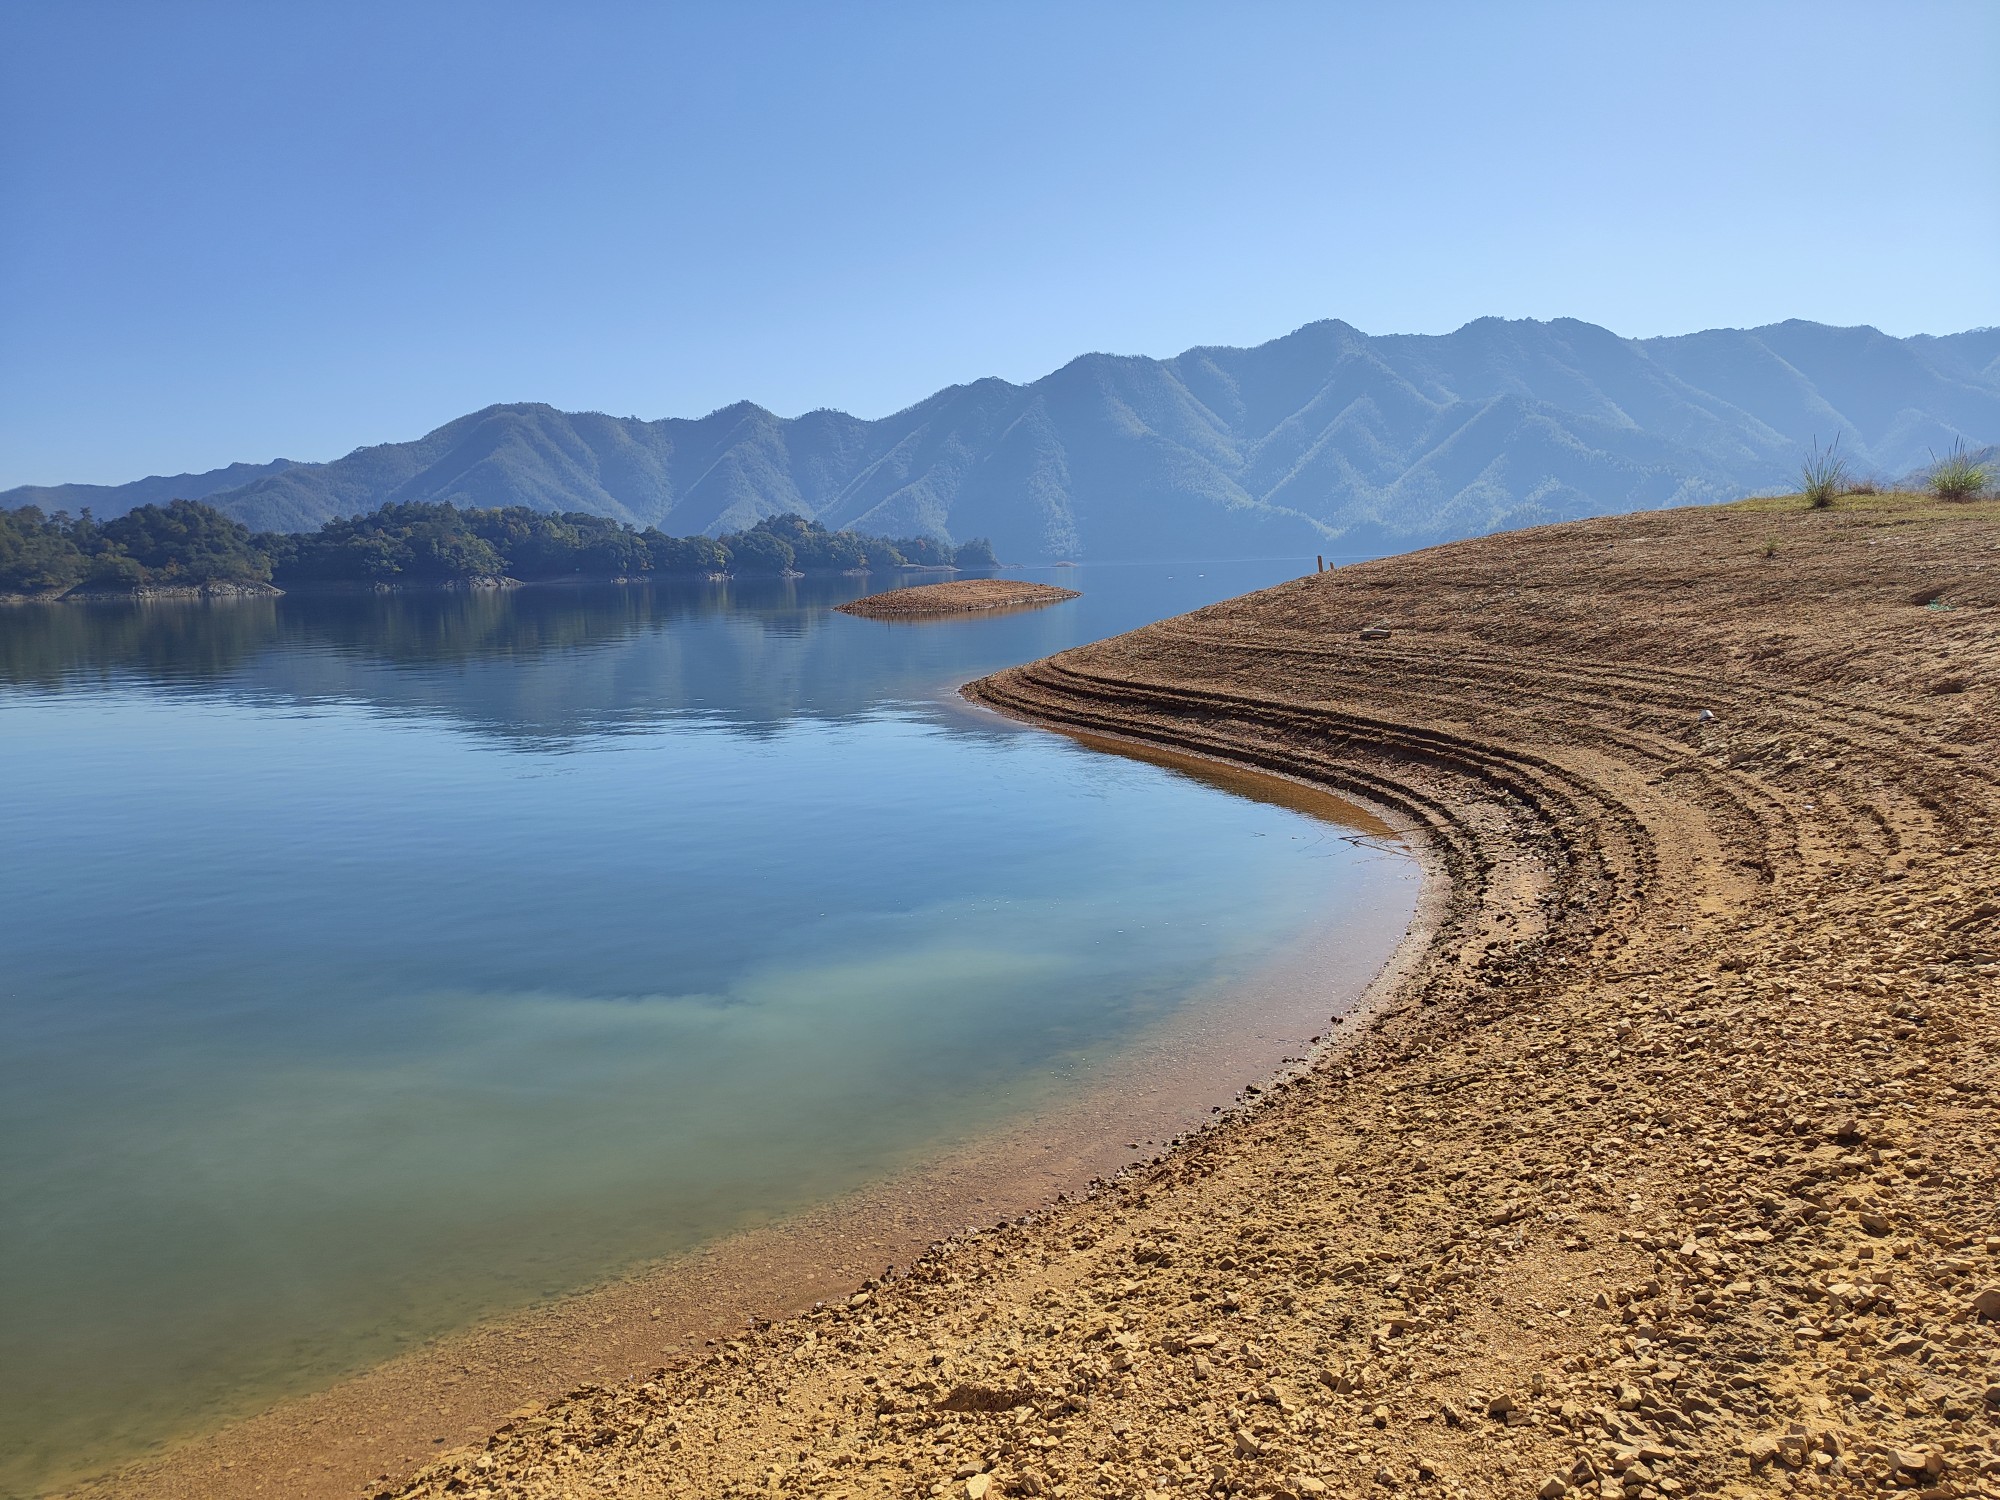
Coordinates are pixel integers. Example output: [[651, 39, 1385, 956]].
[[6, 317, 1995, 559]]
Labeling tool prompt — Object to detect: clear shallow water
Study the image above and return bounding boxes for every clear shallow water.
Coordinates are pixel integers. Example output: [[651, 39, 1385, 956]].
[[0, 562, 1413, 1494]]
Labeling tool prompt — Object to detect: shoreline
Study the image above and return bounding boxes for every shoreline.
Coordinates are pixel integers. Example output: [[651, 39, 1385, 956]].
[[373, 493, 1997, 1500], [2, 565, 977, 607], [58, 758, 1421, 1500], [837, 579, 1081, 620]]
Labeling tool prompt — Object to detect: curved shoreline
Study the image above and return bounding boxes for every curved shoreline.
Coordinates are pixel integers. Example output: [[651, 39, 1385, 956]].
[[57, 757, 1418, 1500], [368, 494, 1997, 1500]]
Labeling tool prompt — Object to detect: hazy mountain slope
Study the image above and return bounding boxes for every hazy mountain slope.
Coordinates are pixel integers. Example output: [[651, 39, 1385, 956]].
[[8, 318, 1996, 558], [1640, 322, 2000, 475], [2, 459, 298, 518]]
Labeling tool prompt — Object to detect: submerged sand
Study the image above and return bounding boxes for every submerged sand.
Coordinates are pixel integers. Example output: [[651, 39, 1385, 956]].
[[59, 763, 1412, 1500], [81, 493, 2000, 1498]]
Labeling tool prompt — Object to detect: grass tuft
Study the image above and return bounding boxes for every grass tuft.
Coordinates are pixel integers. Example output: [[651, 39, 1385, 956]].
[[1801, 435, 1847, 508], [1927, 439, 1989, 501]]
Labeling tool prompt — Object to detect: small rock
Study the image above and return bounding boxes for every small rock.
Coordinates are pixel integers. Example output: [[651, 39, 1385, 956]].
[[1539, 1479, 1568, 1500], [1295, 1479, 1329, 1497], [1370, 1403, 1389, 1428], [1742, 1436, 1780, 1471], [1970, 1285, 2000, 1321], [1487, 1392, 1518, 1419], [966, 1475, 993, 1500]]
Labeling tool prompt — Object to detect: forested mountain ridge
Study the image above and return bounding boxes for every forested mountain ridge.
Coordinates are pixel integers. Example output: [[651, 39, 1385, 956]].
[[4, 458, 301, 519], [9, 318, 1997, 560]]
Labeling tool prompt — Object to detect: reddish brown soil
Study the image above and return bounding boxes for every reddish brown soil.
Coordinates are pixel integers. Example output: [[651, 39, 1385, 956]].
[[94, 494, 2000, 1499], [837, 580, 1080, 618]]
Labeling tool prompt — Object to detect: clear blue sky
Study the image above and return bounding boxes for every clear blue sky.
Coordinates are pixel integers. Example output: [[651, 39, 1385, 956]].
[[4, 0, 1996, 489]]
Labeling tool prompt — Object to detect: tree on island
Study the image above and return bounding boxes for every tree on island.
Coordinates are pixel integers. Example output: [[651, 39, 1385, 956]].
[[4, 496, 1000, 596]]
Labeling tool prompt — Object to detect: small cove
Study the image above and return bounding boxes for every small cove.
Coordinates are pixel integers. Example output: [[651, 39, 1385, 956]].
[[0, 562, 1416, 1496]]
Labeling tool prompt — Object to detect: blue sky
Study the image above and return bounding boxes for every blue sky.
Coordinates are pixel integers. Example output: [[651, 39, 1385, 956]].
[[3, 0, 1996, 489]]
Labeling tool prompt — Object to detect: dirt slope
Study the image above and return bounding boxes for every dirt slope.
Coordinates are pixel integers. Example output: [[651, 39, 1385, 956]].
[[390, 494, 1998, 1500]]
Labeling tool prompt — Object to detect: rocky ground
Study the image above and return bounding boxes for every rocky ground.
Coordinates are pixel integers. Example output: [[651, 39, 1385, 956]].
[[386, 493, 1997, 1500], [836, 579, 1080, 617]]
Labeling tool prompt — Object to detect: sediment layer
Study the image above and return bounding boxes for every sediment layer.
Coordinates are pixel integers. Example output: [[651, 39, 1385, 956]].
[[837, 580, 1080, 618], [388, 495, 1998, 1498]]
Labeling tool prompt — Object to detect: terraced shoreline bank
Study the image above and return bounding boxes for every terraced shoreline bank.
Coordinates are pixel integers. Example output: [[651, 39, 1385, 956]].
[[390, 494, 1998, 1500]]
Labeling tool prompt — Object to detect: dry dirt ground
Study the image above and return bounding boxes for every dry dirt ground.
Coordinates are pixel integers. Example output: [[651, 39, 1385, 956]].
[[836, 580, 1080, 618], [383, 494, 1997, 1500]]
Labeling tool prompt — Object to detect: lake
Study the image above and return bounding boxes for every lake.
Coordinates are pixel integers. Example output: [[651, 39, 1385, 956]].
[[0, 561, 1416, 1496]]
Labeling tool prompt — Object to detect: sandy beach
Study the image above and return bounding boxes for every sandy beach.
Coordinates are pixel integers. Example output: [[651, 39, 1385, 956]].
[[837, 580, 1082, 618]]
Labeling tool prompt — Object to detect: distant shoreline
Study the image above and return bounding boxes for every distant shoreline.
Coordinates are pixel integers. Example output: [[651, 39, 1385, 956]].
[[0, 565, 972, 607]]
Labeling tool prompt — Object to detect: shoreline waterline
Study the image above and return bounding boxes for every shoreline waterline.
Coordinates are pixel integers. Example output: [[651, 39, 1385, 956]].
[[57, 730, 1427, 1500]]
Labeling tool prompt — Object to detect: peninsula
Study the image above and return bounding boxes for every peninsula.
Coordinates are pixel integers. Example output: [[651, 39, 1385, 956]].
[[836, 579, 1081, 619]]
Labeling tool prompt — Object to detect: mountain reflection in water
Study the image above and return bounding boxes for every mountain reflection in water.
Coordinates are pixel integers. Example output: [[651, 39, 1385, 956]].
[[0, 559, 1413, 1497]]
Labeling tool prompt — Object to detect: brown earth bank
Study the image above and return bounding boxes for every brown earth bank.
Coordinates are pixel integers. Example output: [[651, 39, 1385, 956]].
[[309, 495, 2000, 1498], [837, 580, 1081, 618]]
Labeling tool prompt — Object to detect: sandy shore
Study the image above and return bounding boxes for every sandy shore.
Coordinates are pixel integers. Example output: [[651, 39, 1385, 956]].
[[836, 580, 1080, 618], [359, 492, 1999, 1499]]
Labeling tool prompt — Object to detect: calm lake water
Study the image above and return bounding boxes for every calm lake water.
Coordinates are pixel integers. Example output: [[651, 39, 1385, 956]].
[[0, 562, 1415, 1495]]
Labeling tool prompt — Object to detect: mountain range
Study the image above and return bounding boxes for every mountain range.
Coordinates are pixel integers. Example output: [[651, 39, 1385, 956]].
[[9, 318, 1997, 560]]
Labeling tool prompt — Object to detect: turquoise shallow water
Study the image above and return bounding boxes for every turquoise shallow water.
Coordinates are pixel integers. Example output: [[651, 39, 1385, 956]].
[[0, 562, 1415, 1495]]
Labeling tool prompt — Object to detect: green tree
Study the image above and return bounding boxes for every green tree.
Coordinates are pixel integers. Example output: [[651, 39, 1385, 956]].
[[96, 499, 271, 586], [722, 529, 795, 575], [0, 506, 88, 592]]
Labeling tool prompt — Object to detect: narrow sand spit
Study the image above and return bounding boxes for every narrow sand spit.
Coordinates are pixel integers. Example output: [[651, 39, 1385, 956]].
[[837, 579, 1080, 618], [143, 495, 2000, 1498]]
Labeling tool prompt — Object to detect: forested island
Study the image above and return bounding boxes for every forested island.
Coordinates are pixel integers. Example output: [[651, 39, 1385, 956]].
[[0, 500, 997, 600]]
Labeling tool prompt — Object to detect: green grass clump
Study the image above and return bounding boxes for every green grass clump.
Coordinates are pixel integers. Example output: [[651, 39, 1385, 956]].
[[1801, 435, 1847, 508], [1928, 439, 1989, 501]]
